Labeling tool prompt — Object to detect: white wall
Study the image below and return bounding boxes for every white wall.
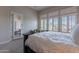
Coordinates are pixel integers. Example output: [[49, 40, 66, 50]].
[[11, 7, 38, 34], [0, 7, 12, 44], [39, 6, 70, 15], [0, 6, 38, 44], [77, 7, 79, 24]]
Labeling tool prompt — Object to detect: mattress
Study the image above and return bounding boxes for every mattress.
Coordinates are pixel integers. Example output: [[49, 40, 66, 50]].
[[25, 31, 79, 53]]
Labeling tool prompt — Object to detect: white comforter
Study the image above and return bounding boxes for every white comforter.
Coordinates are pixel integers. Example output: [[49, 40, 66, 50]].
[[25, 31, 79, 53]]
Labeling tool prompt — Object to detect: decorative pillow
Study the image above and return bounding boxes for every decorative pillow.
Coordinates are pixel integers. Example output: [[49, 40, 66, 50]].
[[72, 24, 79, 45]]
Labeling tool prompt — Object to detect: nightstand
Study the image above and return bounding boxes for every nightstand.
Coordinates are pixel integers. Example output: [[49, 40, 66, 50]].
[[23, 31, 36, 53]]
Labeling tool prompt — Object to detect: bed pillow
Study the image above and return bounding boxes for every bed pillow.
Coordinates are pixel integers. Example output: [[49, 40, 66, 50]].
[[72, 24, 79, 45]]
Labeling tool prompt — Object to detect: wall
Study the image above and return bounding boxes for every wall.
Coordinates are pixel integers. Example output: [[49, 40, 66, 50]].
[[0, 7, 12, 44], [0, 6, 38, 44], [11, 7, 38, 34], [77, 7, 79, 24], [39, 6, 71, 15]]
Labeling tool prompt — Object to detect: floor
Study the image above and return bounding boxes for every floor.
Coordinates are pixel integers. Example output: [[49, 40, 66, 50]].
[[0, 39, 23, 53]]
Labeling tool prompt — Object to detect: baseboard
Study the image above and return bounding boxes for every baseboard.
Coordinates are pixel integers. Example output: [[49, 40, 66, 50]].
[[0, 39, 12, 45], [0, 50, 10, 53], [13, 37, 23, 40], [0, 37, 23, 44]]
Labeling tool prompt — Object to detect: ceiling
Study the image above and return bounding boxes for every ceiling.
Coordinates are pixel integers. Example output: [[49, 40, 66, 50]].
[[29, 6, 51, 11]]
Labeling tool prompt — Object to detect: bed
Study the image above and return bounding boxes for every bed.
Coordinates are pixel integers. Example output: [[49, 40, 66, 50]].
[[25, 31, 79, 53]]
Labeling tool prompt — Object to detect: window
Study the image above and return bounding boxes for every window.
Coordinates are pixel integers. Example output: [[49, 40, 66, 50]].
[[40, 19, 47, 30], [13, 14, 22, 35], [60, 7, 77, 33], [61, 15, 77, 33], [61, 16, 68, 32], [40, 14, 77, 33], [40, 7, 77, 33], [43, 19, 47, 30], [40, 19, 44, 30], [48, 18, 52, 30], [12, 12, 23, 39], [68, 15, 77, 32], [48, 17, 59, 31], [40, 14, 47, 30], [53, 17, 59, 31]]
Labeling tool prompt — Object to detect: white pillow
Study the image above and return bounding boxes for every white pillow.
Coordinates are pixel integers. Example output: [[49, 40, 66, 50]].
[[72, 24, 79, 45]]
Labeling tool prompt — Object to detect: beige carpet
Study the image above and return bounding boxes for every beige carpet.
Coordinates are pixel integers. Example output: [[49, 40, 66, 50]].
[[0, 39, 23, 53]]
